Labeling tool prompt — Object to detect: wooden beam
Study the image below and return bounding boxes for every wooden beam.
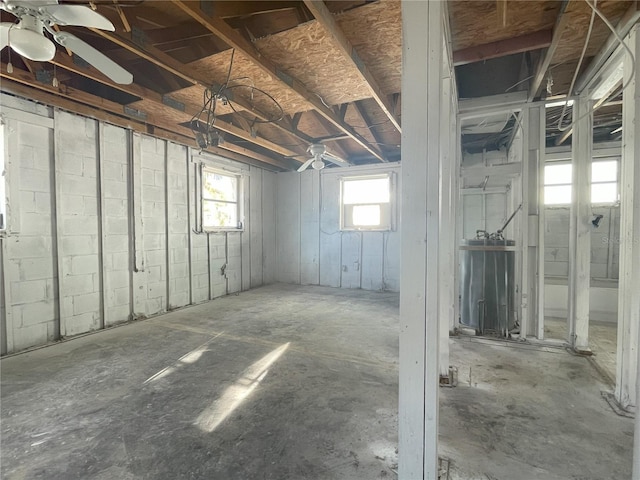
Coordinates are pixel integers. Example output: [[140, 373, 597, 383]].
[[528, 0, 570, 102], [303, 0, 401, 133], [0, 65, 294, 168], [91, 28, 313, 152], [171, 0, 385, 162], [352, 101, 388, 161], [453, 29, 552, 66]]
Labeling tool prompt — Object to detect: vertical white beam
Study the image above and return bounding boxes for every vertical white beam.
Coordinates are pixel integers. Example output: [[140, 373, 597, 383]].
[[617, 25, 640, 412], [400, 1, 443, 478], [519, 106, 530, 339], [537, 109, 546, 340], [438, 59, 452, 378], [567, 95, 592, 351]]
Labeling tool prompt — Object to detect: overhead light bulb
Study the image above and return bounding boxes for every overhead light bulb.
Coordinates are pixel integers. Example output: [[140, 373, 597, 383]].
[[311, 159, 325, 170], [10, 16, 55, 62]]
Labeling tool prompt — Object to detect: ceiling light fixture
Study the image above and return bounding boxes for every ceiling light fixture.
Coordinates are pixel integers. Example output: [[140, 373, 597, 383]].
[[9, 16, 55, 61]]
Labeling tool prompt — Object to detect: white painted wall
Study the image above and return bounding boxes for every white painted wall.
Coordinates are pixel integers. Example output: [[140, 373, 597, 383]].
[[0, 94, 277, 354], [276, 163, 400, 291]]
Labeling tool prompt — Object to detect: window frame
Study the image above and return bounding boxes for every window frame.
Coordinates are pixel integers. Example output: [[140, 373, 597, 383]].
[[201, 166, 244, 232], [339, 172, 395, 232]]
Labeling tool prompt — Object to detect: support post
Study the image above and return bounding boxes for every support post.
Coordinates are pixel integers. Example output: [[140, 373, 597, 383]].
[[439, 57, 452, 380], [399, 1, 443, 478], [616, 26, 640, 414], [567, 95, 592, 352]]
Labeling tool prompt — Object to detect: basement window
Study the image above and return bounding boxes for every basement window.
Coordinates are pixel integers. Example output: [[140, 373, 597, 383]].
[[202, 168, 243, 230], [341, 174, 392, 231], [544, 159, 619, 205]]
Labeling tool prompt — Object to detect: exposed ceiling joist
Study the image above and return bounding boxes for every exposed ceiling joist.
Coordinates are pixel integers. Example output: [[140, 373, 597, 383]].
[[171, 0, 386, 162], [303, 0, 401, 133], [90, 29, 313, 153], [527, 0, 571, 102], [352, 101, 388, 162], [0, 63, 295, 168], [453, 29, 553, 66]]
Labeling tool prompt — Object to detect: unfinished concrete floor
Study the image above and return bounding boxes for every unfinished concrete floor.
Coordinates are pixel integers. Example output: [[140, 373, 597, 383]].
[[1, 284, 634, 479]]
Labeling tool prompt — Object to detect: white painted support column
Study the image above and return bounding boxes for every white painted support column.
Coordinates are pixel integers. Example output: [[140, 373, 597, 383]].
[[518, 106, 530, 339], [438, 61, 453, 379], [567, 95, 592, 351], [616, 25, 640, 412], [625, 26, 640, 480], [399, 1, 443, 478]]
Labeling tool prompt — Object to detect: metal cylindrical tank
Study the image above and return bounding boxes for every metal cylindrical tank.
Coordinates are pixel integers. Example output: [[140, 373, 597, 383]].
[[459, 239, 516, 336]]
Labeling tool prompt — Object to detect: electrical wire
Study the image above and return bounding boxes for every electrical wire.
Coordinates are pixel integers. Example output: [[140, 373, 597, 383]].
[[557, 0, 596, 131], [553, 0, 636, 133]]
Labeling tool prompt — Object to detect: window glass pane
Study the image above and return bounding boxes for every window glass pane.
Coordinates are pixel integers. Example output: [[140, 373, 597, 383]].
[[544, 185, 571, 205], [544, 164, 572, 185], [203, 201, 238, 228], [592, 160, 617, 183], [352, 205, 381, 226], [343, 177, 390, 204], [591, 182, 617, 203], [203, 171, 237, 202]]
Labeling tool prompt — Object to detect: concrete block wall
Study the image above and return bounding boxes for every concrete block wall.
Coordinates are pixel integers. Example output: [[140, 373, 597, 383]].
[[544, 206, 620, 280], [276, 164, 400, 292], [0, 94, 277, 355]]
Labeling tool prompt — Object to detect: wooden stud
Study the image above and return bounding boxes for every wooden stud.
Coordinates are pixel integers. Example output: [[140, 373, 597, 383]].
[[453, 29, 552, 66]]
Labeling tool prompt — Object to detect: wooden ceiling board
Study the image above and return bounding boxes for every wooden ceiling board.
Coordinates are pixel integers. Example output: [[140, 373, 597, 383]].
[[295, 110, 339, 139], [449, 1, 559, 51], [188, 49, 312, 117], [254, 21, 373, 106], [552, 0, 630, 64], [344, 104, 378, 146], [335, 0, 402, 95]]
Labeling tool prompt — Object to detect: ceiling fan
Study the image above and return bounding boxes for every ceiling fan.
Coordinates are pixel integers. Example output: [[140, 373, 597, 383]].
[[297, 143, 349, 172], [0, 0, 133, 84]]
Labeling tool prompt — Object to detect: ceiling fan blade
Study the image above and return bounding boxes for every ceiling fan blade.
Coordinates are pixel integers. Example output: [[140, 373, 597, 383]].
[[322, 152, 348, 166], [41, 4, 114, 31], [53, 31, 132, 84], [297, 158, 314, 173], [0, 22, 11, 50]]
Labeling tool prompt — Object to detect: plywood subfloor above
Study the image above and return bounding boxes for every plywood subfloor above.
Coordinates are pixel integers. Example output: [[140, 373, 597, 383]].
[[187, 49, 311, 117], [335, 0, 402, 96], [254, 20, 373, 106], [449, 0, 559, 51]]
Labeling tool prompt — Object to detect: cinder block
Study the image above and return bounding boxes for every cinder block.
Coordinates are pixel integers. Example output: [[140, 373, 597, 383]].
[[171, 262, 188, 278], [104, 179, 128, 200], [35, 192, 52, 214], [18, 257, 55, 281], [60, 194, 85, 215], [58, 151, 83, 174], [142, 168, 155, 186], [145, 249, 165, 267], [65, 312, 97, 336], [109, 252, 129, 269], [102, 161, 124, 182], [171, 247, 188, 264], [18, 144, 35, 169], [154, 171, 165, 187], [104, 234, 128, 254], [62, 273, 95, 296], [145, 297, 163, 315], [107, 269, 129, 289], [545, 261, 569, 277], [146, 265, 164, 283], [32, 146, 52, 172], [143, 234, 163, 251], [58, 173, 97, 197], [82, 156, 97, 178], [143, 185, 165, 203], [104, 199, 127, 217], [20, 167, 50, 193], [11, 279, 47, 304], [591, 264, 608, 278], [105, 304, 129, 326], [63, 216, 98, 235], [19, 300, 56, 327], [12, 322, 49, 351], [103, 123, 126, 144], [19, 212, 52, 236], [83, 196, 98, 216], [113, 286, 130, 306], [72, 292, 99, 315], [8, 236, 53, 259], [71, 254, 99, 275], [143, 216, 165, 235], [106, 216, 129, 235], [20, 191, 36, 213]]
